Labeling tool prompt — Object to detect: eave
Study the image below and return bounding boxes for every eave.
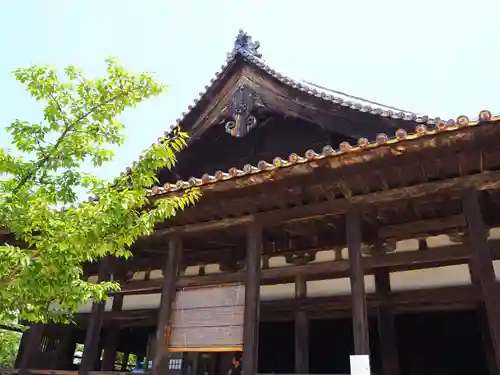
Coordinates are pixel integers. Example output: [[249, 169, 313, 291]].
[[148, 111, 500, 197], [121, 30, 500, 198]]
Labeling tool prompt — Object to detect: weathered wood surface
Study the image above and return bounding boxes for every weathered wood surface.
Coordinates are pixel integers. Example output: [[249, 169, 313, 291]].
[[169, 325, 244, 348], [243, 223, 262, 375], [378, 214, 466, 240], [153, 236, 182, 375], [172, 284, 244, 309], [79, 257, 111, 375], [98, 210, 477, 275], [115, 240, 500, 294], [18, 325, 43, 375], [160, 170, 500, 234], [170, 306, 244, 328], [155, 122, 500, 203], [375, 267, 400, 375], [347, 208, 370, 355], [261, 284, 479, 321], [101, 291, 123, 371], [294, 274, 309, 374], [462, 190, 500, 373], [75, 284, 482, 328], [169, 285, 244, 348]]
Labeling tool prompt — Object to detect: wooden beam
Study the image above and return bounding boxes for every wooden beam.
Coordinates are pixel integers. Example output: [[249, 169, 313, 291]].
[[462, 190, 500, 373], [379, 214, 466, 240], [79, 257, 111, 375], [160, 171, 500, 235], [86, 284, 480, 328], [243, 223, 262, 375], [153, 235, 182, 375], [294, 274, 309, 374], [262, 285, 478, 313], [104, 212, 474, 274], [171, 114, 499, 202], [118, 241, 500, 294], [347, 208, 370, 356]]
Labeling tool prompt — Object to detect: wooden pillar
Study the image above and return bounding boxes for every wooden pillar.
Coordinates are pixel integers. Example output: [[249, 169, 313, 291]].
[[100, 325, 120, 371], [153, 235, 183, 375], [15, 330, 28, 369], [462, 190, 500, 374], [55, 325, 76, 369], [347, 208, 370, 356], [145, 330, 156, 372], [374, 267, 400, 375], [79, 257, 111, 375], [101, 293, 124, 370], [243, 223, 262, 375], [294, 274, 309, 374], [19, 324, 44, 375], [469, 261, 498, 375]]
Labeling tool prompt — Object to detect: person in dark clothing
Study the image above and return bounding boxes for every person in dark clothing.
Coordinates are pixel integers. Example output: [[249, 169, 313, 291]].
[[227, 356, 242, 375]]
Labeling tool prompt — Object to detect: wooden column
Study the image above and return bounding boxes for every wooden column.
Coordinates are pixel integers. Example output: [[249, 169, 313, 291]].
[[462, 190, 500, 374], [145, 330, 156, 372], [469, 261, 498, 375], [79, 257, 111, 375], [374, 267, 400, 375], [55, 325, 76, 369], [15, 332, 28, 369], [153, 235, 183, 375], [347, 208, 370, 356], [19, 324, 44, 375], [294, 273, 309, 374], [243, 223, 262, 375], [101, 293, 124, 370]]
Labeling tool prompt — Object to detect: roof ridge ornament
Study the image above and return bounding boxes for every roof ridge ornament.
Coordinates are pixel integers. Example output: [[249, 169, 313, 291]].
[[233, 29, 262, 58]]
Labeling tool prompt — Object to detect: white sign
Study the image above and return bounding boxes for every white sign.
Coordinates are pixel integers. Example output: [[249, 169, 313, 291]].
[[350, 355, 371, 375]]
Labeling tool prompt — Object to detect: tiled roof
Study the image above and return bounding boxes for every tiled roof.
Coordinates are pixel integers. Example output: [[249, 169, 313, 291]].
[[148, 110, 499, 196], [166, 29, 426, 132], [113, 29, 498, 197]]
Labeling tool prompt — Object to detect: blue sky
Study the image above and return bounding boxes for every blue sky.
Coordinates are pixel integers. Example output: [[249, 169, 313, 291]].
[[1, 0, 499, 182]]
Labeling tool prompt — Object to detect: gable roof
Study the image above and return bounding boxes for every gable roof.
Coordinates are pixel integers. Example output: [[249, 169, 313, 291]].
[[118, 30, 499, 197], [166, 30, 431, 138]]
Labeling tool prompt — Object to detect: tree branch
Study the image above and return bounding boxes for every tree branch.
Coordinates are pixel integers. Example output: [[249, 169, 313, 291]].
[[13, 92, 125, 193]]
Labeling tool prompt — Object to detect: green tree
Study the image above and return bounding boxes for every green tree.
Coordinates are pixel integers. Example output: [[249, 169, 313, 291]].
[[0, 329, 21, 368], [0, 58, 200, 326]]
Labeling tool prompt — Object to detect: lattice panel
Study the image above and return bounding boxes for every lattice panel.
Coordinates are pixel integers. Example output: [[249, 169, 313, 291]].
[[169, 284, 244, 349], [170, 326, 244, 348]]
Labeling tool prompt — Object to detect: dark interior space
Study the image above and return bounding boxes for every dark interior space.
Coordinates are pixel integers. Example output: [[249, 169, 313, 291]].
[[258, 321, 295, 374], [396, 309, 488, 375], [309, 318, 380, 375], [257, 310, 488, 375]]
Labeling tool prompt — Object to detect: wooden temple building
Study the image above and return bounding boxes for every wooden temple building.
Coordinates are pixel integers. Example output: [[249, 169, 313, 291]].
[[11, 30, 500, 375]]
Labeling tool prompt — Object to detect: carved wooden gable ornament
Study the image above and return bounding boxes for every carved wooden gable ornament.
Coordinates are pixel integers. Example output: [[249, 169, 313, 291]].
[[225, 84, 263, 137], [224, 31, 265, 137]]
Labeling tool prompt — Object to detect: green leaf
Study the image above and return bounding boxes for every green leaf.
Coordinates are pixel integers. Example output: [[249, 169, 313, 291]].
[[0, 58, 199, 326]]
